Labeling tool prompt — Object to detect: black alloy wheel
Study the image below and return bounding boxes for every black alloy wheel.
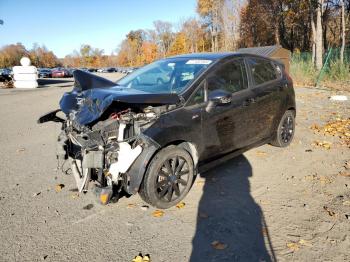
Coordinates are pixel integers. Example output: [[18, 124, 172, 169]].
[[155, 156, 190, 202], [271, 110, 295, 147], [139, 146, 195, 209], [280, 114, 294, 144]]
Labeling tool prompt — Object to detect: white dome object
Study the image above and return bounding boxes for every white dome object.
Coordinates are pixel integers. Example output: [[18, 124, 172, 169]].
[[13, 57, 38, 88], [13, 73, 38, 81], [20, 57, 31, 66], [13, 65, 37, 74], [14, 81, 38, 88]]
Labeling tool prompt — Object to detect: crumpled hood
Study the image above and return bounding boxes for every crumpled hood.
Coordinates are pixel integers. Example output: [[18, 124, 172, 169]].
[[60, 70, 180, 126]]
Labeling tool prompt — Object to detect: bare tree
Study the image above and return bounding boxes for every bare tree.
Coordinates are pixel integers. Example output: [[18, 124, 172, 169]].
[[340, 0, 346, 64], [153, 20, 174, 57], [309, 0, 317, 64], [316, 0, 324, 70], [221, 0, 241, 51]]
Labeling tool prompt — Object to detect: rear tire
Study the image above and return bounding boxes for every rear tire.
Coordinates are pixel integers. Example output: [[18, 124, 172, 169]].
[[139, 146, 194, 209], [270, 110, 295, 147]]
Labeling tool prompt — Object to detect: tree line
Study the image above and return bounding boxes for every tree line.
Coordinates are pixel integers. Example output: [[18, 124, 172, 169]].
[[0, 0, 348, 70], [0, 43, 61, 68], [115, 0, 349, 70]]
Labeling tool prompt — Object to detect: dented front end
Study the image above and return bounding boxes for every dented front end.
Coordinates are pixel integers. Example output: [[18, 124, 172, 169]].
[[39, 70, 179, 203], [57, 108, 160, 197]]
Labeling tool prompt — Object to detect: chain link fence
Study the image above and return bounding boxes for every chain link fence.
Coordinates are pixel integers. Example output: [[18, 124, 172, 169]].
[[291, 47, 350, 90]]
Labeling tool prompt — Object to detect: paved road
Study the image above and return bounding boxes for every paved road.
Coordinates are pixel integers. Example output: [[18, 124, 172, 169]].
[[0, 77, 349, 261]]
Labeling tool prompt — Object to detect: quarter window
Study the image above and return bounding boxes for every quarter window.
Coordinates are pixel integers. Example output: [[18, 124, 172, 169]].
[[207, 59, 248, 93], [187, 84, 205, 106], [248, 58, 277, 85]]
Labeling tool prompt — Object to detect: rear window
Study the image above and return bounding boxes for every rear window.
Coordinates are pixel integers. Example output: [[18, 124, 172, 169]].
[[247, 58, 278, 85]]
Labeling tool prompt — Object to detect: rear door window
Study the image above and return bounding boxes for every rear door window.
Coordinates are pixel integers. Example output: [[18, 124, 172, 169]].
[[207, 59, 248, 94], [247, 58, 278, 85]]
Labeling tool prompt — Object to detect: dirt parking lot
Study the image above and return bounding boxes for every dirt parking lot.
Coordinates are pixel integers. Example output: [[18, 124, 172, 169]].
[[0, 74, 349, 261]]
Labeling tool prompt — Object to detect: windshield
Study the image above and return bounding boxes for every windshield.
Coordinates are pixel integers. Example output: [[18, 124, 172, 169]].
[[117, 57, 212, 94]]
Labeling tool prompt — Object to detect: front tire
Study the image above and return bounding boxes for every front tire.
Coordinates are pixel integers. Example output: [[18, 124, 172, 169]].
[[139, 146, 194, 209], [271, 110, 295, 147]]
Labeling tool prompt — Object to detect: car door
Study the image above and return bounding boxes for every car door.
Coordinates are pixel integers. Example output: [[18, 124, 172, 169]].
[[246, 57, 284, 141], [201, 58, 258, 161]]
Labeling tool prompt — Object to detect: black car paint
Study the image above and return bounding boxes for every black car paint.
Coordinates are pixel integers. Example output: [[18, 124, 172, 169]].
[[39, 53, 295, 195]]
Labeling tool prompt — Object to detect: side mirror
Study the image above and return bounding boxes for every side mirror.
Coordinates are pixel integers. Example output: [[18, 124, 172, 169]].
[[206, 89, 232, 112]]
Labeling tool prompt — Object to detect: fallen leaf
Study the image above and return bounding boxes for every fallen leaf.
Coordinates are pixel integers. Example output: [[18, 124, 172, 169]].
[[71, 193, 79, 199], [304, 174, 318, 181], [323, 206, 336, 216], [55, 184, 65, 192], [299, 239, 312, 247], [319, 176, 332, 185], [256, 150, 267, 157], [127, 203, 136, 208], [286, 242, 300, 251], [132, 255, 143, 262], [176, 202, 185, 209], [32, 192, 41, 197], [342, 200, 350, 206], [211, 240, 227, 250], [312, 140, 332, 150], [339, 171, 350, 177], [132, 254, 150, 262], [344, 161, 350, 170], [140, 205, 149, 211], [312, 118, 350, 147], [152, 210, 164, 217], [16, 148, 25, 153]]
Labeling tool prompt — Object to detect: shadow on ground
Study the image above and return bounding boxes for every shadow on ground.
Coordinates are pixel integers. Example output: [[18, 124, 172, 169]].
[[38, 78, 74, 87], [191, 155, 275, 262]]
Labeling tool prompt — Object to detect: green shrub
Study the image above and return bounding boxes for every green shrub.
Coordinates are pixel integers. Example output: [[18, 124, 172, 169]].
[[290, 52, 350, 89], [323, 60, 350, 81]]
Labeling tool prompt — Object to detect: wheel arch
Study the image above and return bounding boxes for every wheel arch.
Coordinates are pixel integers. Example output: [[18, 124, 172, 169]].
[[126, 139, 199, 195], [287, 107, 296, 116]]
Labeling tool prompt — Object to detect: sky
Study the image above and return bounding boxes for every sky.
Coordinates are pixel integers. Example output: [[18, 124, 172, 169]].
[[0, 0, 197, 58]]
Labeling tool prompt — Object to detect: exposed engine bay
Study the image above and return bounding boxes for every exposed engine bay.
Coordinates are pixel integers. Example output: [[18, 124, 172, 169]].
[[62, 107, 155, 196]]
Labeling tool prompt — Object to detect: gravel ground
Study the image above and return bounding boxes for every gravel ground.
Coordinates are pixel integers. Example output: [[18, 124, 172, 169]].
[[0, 74, 349, 262]]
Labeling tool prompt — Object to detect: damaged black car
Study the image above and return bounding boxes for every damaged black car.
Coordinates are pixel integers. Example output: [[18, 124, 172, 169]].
[[38, 53, 295, 209]]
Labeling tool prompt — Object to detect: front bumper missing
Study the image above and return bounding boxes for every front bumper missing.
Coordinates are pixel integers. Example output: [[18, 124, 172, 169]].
[[57, 129, 157, 196]]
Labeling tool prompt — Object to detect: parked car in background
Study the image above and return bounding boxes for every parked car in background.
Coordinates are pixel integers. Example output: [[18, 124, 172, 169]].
[[38, 68, 52, 78], [106, 67, 116, 73], [126, 67, 135, 74], [39, 52, 295, 209], [79, 68, 89, 72], [0, 68, 13, 82], [88, 68, 97, 72], [51, 68, 71, 78], [67, 68, 76, 76]]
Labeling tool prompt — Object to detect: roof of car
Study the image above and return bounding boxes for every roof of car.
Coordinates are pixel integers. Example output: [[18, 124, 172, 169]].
[[168, 52, 239, 60]]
